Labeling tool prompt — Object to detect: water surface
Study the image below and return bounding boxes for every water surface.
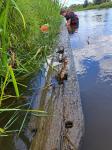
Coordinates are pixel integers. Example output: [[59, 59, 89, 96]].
[[70, 8, 112, 150]]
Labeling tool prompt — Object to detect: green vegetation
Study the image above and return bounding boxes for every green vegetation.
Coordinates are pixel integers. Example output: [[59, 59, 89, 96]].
[[69, 2, 112, 11], [0, 0, 61, 104], [0, 0, 61, 136]]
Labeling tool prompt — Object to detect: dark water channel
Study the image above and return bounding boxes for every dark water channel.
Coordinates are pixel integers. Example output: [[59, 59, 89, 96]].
[[70, 9, 112, 150], [0, 70, 46, 150]]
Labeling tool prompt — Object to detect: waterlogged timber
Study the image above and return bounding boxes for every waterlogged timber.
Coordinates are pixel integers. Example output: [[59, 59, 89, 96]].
[[30, 23, 84, 150]]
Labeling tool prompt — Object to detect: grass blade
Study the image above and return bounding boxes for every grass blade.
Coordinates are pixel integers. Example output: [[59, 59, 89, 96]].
[[8, 65, 20, 97], [0, 69, 9, 105], [11, 0, 26, 29]]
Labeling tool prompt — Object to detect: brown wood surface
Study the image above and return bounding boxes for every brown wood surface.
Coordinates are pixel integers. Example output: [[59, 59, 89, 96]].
[[30, 22, 84, 150]]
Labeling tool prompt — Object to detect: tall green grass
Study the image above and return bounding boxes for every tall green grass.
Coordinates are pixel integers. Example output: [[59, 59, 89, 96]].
[[0, 0, 61, 136], [0, 0, 61, 104], [0, 0, 25, 105]]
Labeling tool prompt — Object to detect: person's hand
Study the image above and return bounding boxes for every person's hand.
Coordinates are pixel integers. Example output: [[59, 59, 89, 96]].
[[66, 22, 70, 27]]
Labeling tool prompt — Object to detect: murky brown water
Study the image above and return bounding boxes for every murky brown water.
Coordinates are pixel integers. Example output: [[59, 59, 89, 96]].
[[70, 8, 112, 150]]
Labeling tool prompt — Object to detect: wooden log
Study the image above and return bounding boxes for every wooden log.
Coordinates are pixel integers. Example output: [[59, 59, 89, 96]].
[[30, 22, 84, 150]]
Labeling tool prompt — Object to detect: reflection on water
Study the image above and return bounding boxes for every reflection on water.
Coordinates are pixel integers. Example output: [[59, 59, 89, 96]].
[[0, 70, 46, 150], [99, 58, 112, 83], [72, 35, 112, 76], [70, 8, 112, 150]]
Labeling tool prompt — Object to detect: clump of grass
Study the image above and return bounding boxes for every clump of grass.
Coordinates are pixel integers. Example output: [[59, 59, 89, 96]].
[[0, 0, 25, 105], [0, 0, 61, 138], [0, 0, 61, 104]]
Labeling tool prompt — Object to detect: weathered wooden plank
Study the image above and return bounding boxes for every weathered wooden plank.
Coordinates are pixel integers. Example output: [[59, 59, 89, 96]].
[[30, 22, 84, 150]]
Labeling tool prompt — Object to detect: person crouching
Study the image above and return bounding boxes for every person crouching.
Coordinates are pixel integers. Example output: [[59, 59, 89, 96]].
[[60, 9, 79, 34]]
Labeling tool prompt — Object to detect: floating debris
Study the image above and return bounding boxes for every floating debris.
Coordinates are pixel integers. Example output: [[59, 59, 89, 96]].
[[87, 36, 90, 45]]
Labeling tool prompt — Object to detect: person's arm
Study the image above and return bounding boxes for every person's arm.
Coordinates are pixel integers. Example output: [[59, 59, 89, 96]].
[[66, 18, 72, 32], [66, 18, 71, 26]]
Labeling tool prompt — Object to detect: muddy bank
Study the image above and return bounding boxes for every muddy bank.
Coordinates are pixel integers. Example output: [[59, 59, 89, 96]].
[[30, 23, 84, 150]]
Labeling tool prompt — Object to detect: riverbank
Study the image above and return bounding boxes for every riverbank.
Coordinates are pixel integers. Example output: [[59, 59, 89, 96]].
[[70, 2, 112, 11], [0, 1, 84, 149], [0, 0, 61, 146]]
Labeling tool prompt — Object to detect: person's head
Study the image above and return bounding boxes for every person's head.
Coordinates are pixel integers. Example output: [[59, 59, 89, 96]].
[[60, 8, 67, 17]]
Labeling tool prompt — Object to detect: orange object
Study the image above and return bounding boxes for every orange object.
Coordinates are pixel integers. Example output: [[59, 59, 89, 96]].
[[40, 24, 49, 32]]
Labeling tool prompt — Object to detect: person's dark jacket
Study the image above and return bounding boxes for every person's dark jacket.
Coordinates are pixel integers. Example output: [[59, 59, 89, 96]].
[[65, 12, 79, 28]]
